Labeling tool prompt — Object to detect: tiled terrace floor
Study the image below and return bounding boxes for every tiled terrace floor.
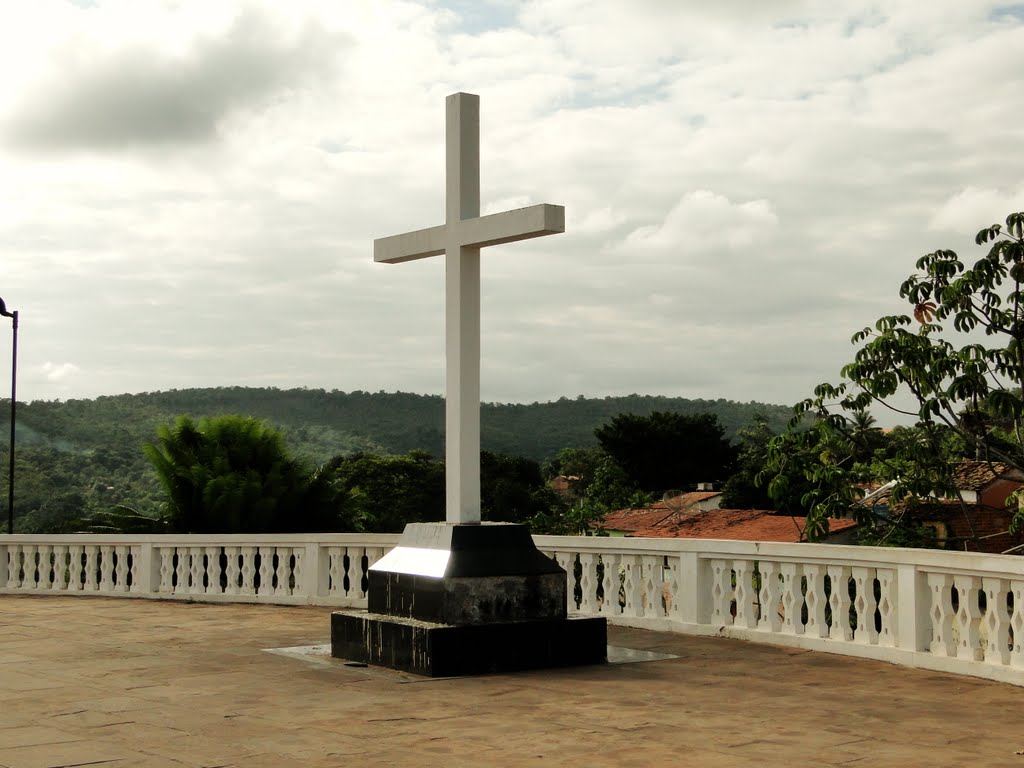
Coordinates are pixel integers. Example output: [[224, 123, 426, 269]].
[[2, 595, 1023, 768]]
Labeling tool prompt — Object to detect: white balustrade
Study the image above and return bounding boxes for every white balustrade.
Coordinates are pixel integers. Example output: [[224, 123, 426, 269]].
[[4, 533, 1024, 686]]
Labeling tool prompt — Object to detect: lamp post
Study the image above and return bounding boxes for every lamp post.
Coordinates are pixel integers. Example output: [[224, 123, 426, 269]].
[[0, 297, 16, 535]]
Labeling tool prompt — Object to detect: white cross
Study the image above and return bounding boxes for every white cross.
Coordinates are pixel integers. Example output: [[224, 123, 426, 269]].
[[374, 92, 565, 525]]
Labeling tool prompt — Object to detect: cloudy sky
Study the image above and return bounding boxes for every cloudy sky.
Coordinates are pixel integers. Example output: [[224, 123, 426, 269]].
[[1, 1, 1023, 419]]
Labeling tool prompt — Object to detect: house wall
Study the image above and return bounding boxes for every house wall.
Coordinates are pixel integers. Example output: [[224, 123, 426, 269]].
[[922, 507, 1023, 553], [979, 479, 1022, 509]]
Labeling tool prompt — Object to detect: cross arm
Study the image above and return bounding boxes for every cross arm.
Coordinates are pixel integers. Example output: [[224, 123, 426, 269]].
[[457, 204, 564, 249], [374, 224, 447, 264], [373, 204, 565, 264]]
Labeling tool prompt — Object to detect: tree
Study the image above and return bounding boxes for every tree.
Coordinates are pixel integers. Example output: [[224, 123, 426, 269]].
[[720, 415, 776, 510], [763, 212, 1024, 541], [480, 450, 561, 524], [144, 415, 347, 533], [594, 411, 737, 493], [324, 450, 445, 533]]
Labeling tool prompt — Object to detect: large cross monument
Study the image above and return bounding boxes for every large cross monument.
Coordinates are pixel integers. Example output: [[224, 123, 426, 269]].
[[331, 93, 607, 676], [374, 92, 564, 525]]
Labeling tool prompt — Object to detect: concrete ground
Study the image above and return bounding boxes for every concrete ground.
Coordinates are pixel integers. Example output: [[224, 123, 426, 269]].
[[1, 595, 1023, 768]]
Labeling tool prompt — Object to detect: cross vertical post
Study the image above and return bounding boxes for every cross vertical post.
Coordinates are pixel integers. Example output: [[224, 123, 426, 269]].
[[445, 93, 482, 524]]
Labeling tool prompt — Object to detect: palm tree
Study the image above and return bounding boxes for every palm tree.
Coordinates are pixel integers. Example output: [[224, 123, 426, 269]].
[[144, 415, 346, 533]]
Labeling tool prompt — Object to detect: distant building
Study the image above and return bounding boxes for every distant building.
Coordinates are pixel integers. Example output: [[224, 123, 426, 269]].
[[550, 475, 580, 497], [857, 460, 1024, 553]]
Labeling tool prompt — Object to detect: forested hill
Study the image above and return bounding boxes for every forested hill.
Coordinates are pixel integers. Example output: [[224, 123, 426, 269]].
[[3, 388, 793, 463]]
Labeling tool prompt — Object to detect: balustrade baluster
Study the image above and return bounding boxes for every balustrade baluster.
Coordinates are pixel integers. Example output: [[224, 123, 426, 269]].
[[327, 547, 343, 597], [641, 555, 664, 619], [5, 545, 17, 587], [621, 554, 641, 617], [875, 569, 897, 647], [291, 548, 305, 598], [927, 573, 956, 657], [98, 547, 116, 592], [257, 547, 275, 597], [39, 546, 56, 589], [185, 547, 203, 595], [779, 562, 803, 635], [983, 576, 1010, 666], [852, 567, 878, 644], [22, 545, 37, 589], [733, 560, 756, 629], [1010, 580, 1024, 669], [224, 547, 241, 595], [599, 553, 622, 615], [954, 574, 983, 661], [578, 553, 599, 614], [710, 559, 732, 626], [203, 546, 222, 594], [172, 548, 188, 594], [68, 544, 83, 592], [56, 545, 69, 589], [113, 545, 129, 592], [239, 547, 257, 595], [129, 546, 142, 592], [157, 547, 175, 593], [663, 555, 681, 620], [274, 548, 292, 596], [83, 546, 98, 591], [803, 564, 828, 638], [826, 564, 853, 641], [758, 561, 783, 633]]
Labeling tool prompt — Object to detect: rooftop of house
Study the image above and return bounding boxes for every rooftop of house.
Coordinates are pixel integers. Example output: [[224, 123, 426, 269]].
[[600, 505, 858, 542], [2, 594, 1019, 766], [601, 492, 722, 531], [953, 459, 1019, 490]]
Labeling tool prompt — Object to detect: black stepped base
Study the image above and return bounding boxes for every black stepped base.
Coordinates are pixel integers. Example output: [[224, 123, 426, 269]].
[[332, 611, 608, 677]]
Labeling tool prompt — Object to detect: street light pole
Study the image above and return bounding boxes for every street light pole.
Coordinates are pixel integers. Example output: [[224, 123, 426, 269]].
[[0, 298, 16, 535]]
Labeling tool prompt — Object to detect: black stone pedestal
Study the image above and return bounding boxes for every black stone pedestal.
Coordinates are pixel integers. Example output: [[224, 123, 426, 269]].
[[330, 522, 607, 676], [331, 612, 607, 677]]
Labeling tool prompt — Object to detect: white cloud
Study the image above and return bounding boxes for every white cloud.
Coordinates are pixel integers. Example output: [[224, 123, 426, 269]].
[[929, 186, 1024, 233], [38, 362, 81, 383], [625, 191, 779, 252], [0, 0, 1021, 421]]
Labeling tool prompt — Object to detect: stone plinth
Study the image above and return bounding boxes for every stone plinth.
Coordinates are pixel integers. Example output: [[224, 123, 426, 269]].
[[331, 612, 607, 677], [330, 522, 607, 676]]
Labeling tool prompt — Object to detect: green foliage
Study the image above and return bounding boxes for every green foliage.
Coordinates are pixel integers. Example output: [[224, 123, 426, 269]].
[[720, 415, 776, 510], [531, 446, 649, 535], [595, 411, 737, 493], [143, 415, 348, 533], [761, 212, 1024, 543], [323, 451, 445, 533], [3, 388, 788, 533], [541, 446, 606, 486], [323, 449, 563, 533], [480, 451, 561, 524]]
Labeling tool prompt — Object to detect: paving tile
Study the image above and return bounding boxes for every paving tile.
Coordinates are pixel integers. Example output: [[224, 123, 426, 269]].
[[0, 727, 80, 751], [0, 739, 127, 768]]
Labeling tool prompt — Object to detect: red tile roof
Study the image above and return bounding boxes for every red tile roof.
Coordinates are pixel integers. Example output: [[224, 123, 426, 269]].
[[600, 502, 676, 534], [600, 506, 857, 543], [953, 460, 1012, 490], [601, 492, 723, 534]]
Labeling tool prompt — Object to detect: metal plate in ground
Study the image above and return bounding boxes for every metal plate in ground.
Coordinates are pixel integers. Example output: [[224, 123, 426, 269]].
[[266, 644, 678, 670]]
